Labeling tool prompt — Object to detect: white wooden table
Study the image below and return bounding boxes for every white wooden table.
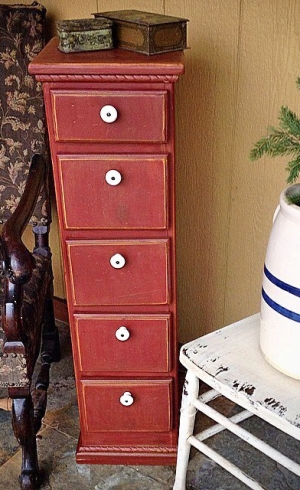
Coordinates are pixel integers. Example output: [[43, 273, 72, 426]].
[[173, 314, 300, 489]]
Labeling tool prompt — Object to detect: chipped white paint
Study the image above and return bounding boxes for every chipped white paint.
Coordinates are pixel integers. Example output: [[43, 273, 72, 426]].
[[173, 314, 300, 490]]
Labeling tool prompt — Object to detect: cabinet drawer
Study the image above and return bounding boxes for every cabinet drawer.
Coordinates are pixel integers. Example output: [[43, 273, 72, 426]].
[[58, 155, 168, 230], [79, 379, 172, 432], [67, 239, 170, 306], [73, 314, 172, 374], [51, 90, 167, 143]]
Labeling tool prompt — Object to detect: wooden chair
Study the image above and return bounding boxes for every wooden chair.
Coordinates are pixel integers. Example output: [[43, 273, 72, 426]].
[[0, 4, 60, 489], [173, 314, 300, 489]]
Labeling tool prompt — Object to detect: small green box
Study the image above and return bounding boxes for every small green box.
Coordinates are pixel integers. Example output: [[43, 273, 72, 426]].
[[56, 18, 113, 53]]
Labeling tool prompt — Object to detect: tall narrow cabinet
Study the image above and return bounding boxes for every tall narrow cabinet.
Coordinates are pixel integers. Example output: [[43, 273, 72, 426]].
[[30, 37, 184, 465]]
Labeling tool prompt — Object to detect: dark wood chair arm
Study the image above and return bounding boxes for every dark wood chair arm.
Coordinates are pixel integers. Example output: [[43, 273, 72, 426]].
[[1, 154, 45, 285]]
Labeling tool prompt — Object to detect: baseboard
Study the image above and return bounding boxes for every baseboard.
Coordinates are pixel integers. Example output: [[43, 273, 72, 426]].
[[53, 296, 69, 324]]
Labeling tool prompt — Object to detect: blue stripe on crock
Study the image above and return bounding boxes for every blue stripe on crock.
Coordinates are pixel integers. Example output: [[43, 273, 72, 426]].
[[262, 288, 300, 323], [264, 265, 300, 297]]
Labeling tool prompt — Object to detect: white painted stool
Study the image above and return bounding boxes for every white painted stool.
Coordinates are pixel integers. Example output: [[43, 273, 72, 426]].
[[173, 314, 300, 489]]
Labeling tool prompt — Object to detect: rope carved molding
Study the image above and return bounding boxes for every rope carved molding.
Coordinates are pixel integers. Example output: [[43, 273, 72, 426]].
[[33, 74, 180, 83]]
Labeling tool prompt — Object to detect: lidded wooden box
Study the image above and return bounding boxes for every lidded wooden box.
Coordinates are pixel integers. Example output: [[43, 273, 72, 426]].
[[94, 10, 188, 55]]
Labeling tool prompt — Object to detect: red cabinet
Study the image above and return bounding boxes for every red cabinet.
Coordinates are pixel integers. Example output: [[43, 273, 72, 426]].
[[29, 38, 184, 465]]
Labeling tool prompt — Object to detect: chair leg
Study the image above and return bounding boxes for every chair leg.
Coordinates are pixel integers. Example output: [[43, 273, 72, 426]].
[[41, 295, 60, 365], [11, 396, 40, 490], [33, 295, 60, 433], [173, 370, 199, 490], [33, 226, 61, 365]]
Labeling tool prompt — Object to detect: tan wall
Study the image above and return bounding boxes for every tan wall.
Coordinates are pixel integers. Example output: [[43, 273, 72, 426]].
[[5, 0, 300, 341]]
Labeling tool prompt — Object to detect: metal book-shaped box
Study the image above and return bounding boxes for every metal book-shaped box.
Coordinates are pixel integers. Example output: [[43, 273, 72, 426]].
[[93, 10, 188, 55]]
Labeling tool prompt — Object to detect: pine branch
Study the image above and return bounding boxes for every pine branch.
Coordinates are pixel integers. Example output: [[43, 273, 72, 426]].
[[251, 80, 300, 187], [286, 156, 300, 183], [278, 106, 300, 135], [250, 104, 300, 184], [250, 128, 300, 160], [286, 192, 300, 205]]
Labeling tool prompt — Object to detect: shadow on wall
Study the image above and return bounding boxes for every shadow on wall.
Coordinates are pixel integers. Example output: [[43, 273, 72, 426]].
[[175, 47, 238, 343]]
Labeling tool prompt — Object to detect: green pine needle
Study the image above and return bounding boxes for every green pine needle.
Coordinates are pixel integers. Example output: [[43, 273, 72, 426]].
[[286, 157, 300, 184], [250, 94, 300, 186], [278, 106, 300, 135], [287, 192, 300, 206], [250, 127, 300, 160]]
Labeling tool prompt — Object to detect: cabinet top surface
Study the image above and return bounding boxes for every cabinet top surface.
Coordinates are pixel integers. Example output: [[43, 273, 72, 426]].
[[29, 37, 185, 77]]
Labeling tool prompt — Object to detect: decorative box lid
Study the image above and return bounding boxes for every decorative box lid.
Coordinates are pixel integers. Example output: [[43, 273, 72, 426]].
[[56, 18, 113, 33], [94, 10, 188, 26]]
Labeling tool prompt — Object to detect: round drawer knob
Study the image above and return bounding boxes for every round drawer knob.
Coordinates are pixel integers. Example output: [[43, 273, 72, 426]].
[[100, 105, 118, 123], [110, 253, 126, 269], [120, 391, 134, 406], [105, 169, 122, 186], [115, 326, 130, 341]]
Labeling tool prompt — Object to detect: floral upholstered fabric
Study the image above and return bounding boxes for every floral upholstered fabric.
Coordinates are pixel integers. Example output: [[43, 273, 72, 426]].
[[0, 2, 50, 225]]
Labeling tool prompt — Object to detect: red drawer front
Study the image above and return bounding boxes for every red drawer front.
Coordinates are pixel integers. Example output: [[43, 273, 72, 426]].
[[73, 314, 172, 374], [58, 155, 168, 230], [51, 90, 167, 143], [79, 380, 172, 433], [67, 240, 170, 306]]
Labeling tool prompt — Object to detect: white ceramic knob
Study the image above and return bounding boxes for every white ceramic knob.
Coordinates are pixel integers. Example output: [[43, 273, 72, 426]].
[[105, 169, 122, 186], [120, 392, 134, 406], [100, 105, 118, 123], [110, 253, 126, 269], [115, 326, 130, 341]]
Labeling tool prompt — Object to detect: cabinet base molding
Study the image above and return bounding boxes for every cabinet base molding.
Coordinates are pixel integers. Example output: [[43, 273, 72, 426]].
[[76, 437, 177, 465]]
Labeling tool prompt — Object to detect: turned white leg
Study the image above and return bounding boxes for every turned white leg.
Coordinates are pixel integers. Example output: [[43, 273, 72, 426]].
[[173, 370, 199, 490]]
